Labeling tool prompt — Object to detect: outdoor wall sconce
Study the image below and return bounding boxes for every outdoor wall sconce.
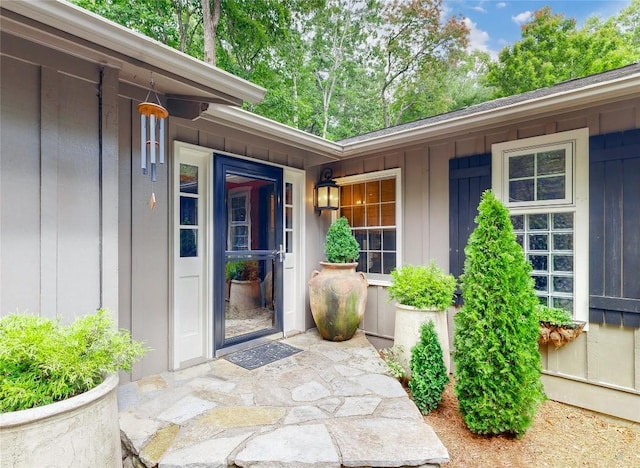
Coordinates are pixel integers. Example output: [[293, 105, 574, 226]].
[[138, 80, 169, 183], [314, 167, 340, 215]]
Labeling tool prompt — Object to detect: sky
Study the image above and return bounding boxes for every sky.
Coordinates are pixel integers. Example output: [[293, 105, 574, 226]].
[[443, 0, 633, 58]]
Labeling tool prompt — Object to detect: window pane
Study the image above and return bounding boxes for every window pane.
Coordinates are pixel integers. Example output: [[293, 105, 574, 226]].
[[553, 212, 573, 229], [366, 181, 380, 203], [553, 255, 573, 272], [366, 204, 380, 226], [553, 297, 573, 311], [515, 234, 524, 248], [353, 230, 367, 250], [180, 164, 198, 194], [357, 252, 367, 272], [529, 234, 548, 251], [352, 183, 365, 206], [285, 182, 293, 205], [340, 207, 352, 225], [231, 196, 247, 221], [537, 150, 565, 176], [529, 254, 548, 272], [537, 176, 565, 200], [533, 275, 548, 292], [380, 203, 395, 225], [553, 276, 573, 293], [285, 231, 293, 253], [180, 196, 197, 226], [553, 233, 573, 251], [383, 252, 396, 274], [382, 230, 396, 250], [180, 229, 197, 257], [285, 207, 292, 229], [368, 252, 382, 274], [369, 230, 382, 250], [230, 226, 248, 250], [509, 154, 534, 178], [341, 185, 352, 206], [528, 213, 548, 230], [509, 179, 534, 202], [352, 206, 365, 227], [381, 178, 395, 202], [511, 215, 524, 230]]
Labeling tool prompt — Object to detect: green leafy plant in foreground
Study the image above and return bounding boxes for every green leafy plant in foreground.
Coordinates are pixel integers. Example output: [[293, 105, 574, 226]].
[[409, 321, 449, 414], [325, 216, 360, 263], [453, 190, 543, 438], [536, 304, 573, 326], [388, 262, 456, 310], [0, 309, 146, 412]]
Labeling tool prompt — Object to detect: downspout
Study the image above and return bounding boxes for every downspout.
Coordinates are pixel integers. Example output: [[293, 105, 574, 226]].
[[97, 67, 104, 309]]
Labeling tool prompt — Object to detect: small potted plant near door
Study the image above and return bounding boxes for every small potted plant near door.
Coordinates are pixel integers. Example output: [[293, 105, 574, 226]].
[[0, 309, 146, 467], [388, 262, 456, 374], [228, 260, 261, 309], [536, 304, 586, 349], [308, 217, 368, 341]]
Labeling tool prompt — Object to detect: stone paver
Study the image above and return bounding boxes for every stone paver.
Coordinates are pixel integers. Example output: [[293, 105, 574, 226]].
[[118, 329, 449, 467]]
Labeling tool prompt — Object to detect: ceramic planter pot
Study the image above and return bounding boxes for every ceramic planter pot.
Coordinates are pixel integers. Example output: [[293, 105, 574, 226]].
[[308, 262, 368, 341], [229, 279, 261, 309], [394, 303, 450, 374], [0, 374, 121, 468]]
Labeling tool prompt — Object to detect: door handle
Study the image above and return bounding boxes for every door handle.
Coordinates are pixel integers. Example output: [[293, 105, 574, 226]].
[[277, 244, 285, 262]]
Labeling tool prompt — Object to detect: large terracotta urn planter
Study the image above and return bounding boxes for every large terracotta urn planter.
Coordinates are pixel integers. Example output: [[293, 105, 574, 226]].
[[394, 304, 451, 374], [0, 374, 122, 468], [308, 262, 368, 341], [229, 279, 261, 309]]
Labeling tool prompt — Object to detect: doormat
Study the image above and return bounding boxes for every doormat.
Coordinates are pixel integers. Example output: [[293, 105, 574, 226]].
[[225, 342, 302, 370]]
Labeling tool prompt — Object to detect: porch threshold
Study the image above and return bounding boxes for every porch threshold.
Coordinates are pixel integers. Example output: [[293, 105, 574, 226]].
[[117, 329, 448, 467]]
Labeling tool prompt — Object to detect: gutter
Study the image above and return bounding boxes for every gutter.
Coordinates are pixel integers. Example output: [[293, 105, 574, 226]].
[[1, 0, 265, 104]]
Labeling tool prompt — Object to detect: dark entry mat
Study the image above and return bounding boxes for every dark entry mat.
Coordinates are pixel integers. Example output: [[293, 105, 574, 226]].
[[225, 341, 302, 370]]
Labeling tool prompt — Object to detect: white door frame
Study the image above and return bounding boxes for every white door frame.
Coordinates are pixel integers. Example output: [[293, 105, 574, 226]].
[[171, 141, 306, 369]]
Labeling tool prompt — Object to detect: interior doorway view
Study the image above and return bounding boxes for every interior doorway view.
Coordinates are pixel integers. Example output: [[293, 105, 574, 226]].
[[213, 155, 284, 353]]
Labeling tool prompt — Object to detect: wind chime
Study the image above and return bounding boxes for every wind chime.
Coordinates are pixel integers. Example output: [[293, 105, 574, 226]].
[[138, 79, 169, 209]]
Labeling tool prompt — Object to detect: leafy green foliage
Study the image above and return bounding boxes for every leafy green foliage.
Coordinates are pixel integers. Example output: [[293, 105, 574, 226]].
[[453, 191, 543, 438], [536, 304, 573, 326], [409, 321, 448, 414], [487, 6, 640, 97], [325, 217, 360, 263], [0, 310, 146, 412], [388, 262, 456, 310], [225, 260, 259, 281]]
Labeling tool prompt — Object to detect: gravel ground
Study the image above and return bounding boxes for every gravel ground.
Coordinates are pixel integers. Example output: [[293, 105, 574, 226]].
[[424, 382, 640, 467]]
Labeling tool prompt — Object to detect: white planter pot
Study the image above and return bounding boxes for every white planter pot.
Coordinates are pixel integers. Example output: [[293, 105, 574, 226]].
[[394, 303, 450, 375], [0, 374, 122, 468]]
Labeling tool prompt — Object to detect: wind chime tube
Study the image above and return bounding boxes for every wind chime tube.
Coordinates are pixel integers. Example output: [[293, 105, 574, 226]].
[[150, 113, 156, 182], [140, 113, 147, 174], [159, 117, 165, 164]]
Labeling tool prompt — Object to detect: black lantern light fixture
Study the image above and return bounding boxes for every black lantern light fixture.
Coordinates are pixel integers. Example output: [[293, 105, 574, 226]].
[[314, 167, 340, 215]]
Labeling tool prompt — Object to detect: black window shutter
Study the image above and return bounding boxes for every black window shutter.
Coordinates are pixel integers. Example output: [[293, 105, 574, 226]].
[[589, 129, 640, 328], [449, 153, 491, 303]]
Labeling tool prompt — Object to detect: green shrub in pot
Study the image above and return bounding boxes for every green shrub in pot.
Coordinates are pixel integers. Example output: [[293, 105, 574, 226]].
[[388, 262, 456, 310]]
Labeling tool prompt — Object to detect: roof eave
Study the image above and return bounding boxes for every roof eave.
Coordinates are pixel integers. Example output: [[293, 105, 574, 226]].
[[1, 0, 266, 104]]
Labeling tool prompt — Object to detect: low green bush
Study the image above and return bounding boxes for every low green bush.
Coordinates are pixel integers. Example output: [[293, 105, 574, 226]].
[[388, 262, 456, 310], [0, 309, 146, 412], [325, 217, 360, 263], [536, 304, 573, 326], [409, 321, 449, 414]]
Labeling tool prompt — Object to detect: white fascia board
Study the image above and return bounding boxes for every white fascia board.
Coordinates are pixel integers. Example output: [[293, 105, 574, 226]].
[[1, 0, 265, 104], [341, 73, 640, 158], [200, 105, 343, 159]]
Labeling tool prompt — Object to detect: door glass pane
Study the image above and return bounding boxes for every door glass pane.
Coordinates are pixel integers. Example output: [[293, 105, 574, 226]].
[[180, 229, 197, 257], [180, 164, 198, 194], [285, 182, 293, 205], [180, 196, 197, 226]]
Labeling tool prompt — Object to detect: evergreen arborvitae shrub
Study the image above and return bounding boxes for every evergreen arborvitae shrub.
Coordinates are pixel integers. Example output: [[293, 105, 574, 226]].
[[453, 190, 543, 438], [409, 321, 449, 414]]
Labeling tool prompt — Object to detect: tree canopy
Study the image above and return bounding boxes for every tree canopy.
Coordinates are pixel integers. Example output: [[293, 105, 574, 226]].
[[71, 1, 639, 139]]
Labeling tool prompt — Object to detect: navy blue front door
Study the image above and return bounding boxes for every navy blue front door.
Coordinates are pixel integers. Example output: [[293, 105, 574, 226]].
[[213, 155, 284, 351]]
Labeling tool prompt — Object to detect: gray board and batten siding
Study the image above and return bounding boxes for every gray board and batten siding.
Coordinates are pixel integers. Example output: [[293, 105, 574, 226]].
[[326, 98, 640, 422]]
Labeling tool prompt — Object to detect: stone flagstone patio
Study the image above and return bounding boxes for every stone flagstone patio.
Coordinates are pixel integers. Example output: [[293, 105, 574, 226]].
[[117, 330, 449, 467]]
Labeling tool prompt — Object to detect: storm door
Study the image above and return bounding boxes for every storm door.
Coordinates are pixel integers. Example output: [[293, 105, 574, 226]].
[[213, 155, 284, 352]]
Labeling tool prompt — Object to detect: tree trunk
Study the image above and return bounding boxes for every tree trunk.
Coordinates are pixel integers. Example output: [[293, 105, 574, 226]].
[[202, 0, 221, 65]]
